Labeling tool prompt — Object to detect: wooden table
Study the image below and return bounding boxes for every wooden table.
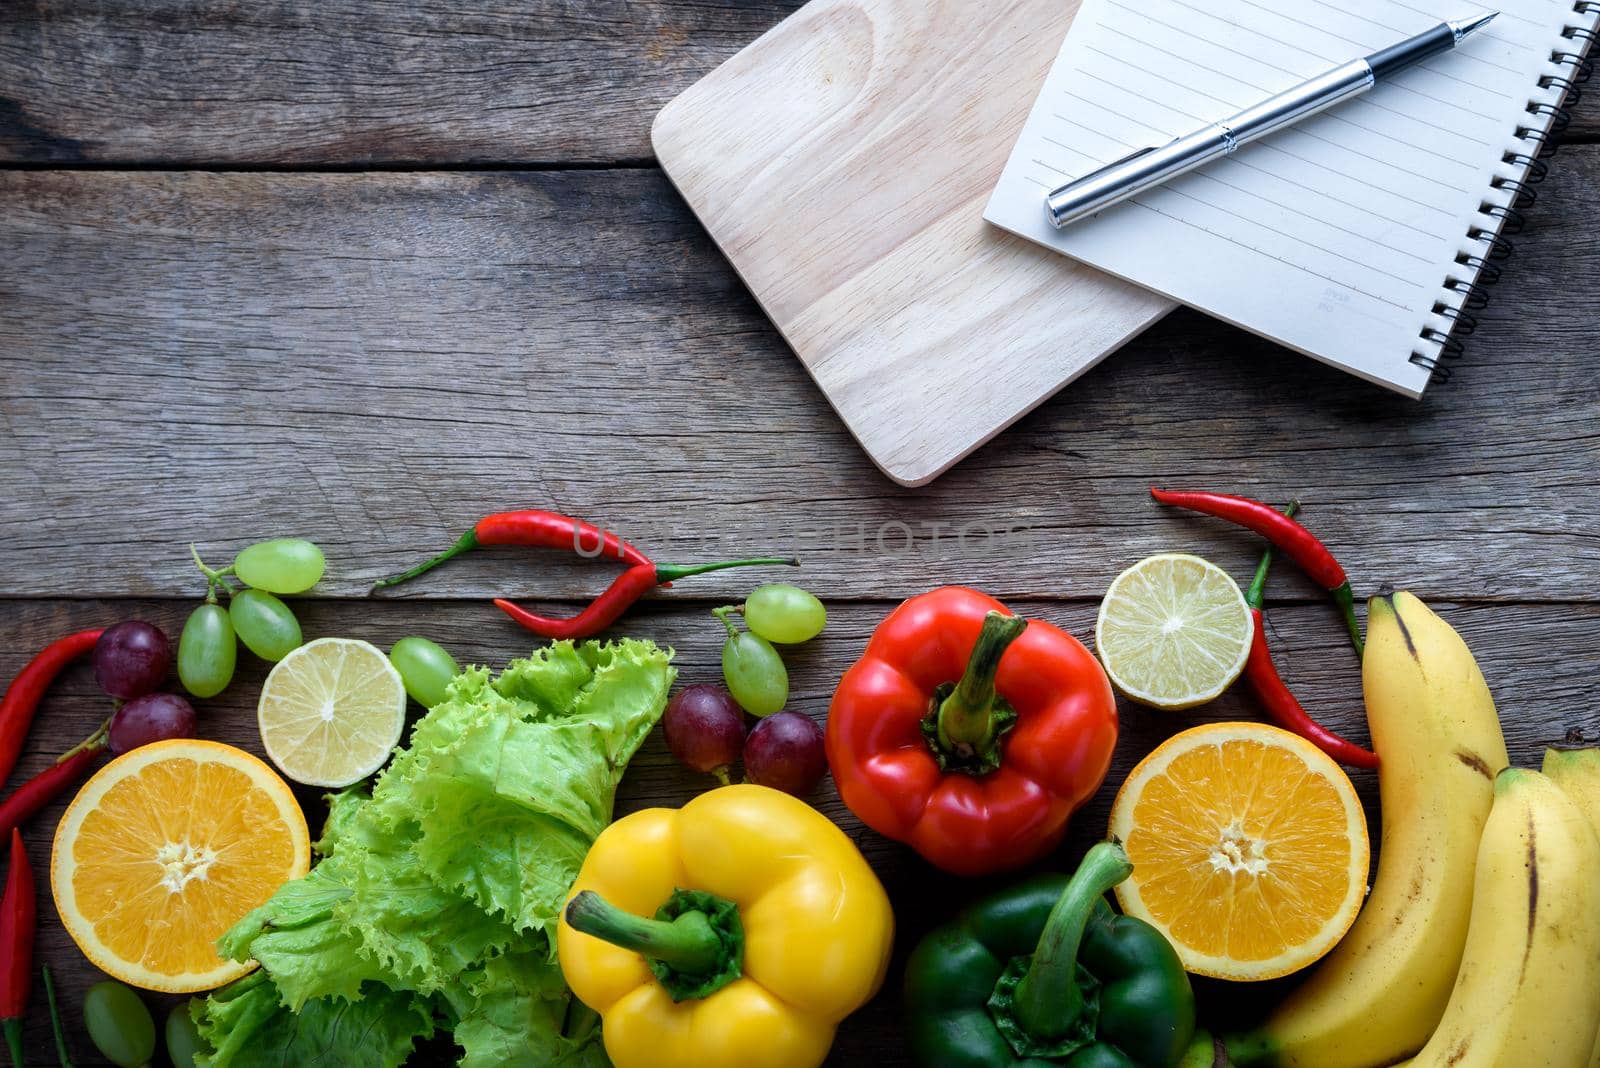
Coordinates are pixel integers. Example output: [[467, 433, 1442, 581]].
[[2, 3, 1597, 1064]]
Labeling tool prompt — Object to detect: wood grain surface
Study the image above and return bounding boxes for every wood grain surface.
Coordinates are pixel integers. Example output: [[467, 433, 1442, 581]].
[[0, 0, 1593, 165], [3, 2, 1598, 1065], [3, 156, 1598, 603], [4, 594, 1596, 1065], [0, 0, 797, 165]]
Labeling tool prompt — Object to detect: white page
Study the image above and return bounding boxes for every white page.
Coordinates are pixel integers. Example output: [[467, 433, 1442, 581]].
[[985, 0, 1588, 396]]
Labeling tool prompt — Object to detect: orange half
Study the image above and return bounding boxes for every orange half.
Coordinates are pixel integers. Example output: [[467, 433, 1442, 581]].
[[1108, 722, 1369, 980], [51, 739, 310, 993]]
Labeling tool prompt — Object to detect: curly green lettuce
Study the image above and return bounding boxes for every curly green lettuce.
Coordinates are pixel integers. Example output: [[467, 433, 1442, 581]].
[[193, 973, 436, 1068], [195, 639, 674, 1068], [446, 949, 612, 1068]]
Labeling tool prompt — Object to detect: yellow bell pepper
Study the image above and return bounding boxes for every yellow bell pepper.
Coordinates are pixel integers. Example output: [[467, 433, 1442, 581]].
[[557, 784, 894, 1068]]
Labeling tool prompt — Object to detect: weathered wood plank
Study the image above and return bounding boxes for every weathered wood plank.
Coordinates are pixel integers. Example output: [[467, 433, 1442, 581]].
[[0, 1, 1593, 165], [4, 163, 1598, 603], [0, 0, 801, 165], [4, 594, 1597, 1064]]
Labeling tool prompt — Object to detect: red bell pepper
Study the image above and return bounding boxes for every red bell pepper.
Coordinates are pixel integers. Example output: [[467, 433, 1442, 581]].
[[824, 587, 1118, 876]]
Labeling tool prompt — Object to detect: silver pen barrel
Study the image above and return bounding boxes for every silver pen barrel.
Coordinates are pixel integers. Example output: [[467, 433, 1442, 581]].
[[1045, 58, 1375, 229]]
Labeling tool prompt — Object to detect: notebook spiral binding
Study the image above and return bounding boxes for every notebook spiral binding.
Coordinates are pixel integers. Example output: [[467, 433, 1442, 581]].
[[1411, 0, 1600, 381]]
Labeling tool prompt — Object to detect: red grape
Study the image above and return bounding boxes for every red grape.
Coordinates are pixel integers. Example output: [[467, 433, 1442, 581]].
[[663, 685, 745, 784], [92, 621, 173, 700], [744, 711, 826, 797], [108, 693, 196, 755]]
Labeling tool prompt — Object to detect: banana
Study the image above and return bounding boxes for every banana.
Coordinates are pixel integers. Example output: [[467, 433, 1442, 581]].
[[1227, 591, 1508, 1068], [1539, 748, 1600, 1068], [1404, 768, 1600, 1068]]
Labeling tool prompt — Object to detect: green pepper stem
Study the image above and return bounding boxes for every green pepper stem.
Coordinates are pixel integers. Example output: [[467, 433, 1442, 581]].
[[1245, 501, 1301, 611], [1332, 582, 1364, 660], [1011, 841, 1135, 1040], [937, 612, 1027, 754], [565, 890, 725, 976], [656, 557, 798, 583], [370, 528, 480, 591]]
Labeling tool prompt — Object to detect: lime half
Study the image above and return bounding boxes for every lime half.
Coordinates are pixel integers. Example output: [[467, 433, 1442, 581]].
[[258, 637, 407, 787], [1095, 553, 1254, 710]]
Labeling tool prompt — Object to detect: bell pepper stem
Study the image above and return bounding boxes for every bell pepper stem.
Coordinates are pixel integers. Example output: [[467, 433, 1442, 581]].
[[937, 611, 1028, 754], [656, 557, 798, 583], [370, 528, 480, 591], [1245, 501, 1301, 611], [565, 890, 725, 976], [1011, 841, 1135, 1040]]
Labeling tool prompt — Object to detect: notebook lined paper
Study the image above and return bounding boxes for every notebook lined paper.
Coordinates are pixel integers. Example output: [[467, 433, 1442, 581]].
[[985, 0, 1595, 395]]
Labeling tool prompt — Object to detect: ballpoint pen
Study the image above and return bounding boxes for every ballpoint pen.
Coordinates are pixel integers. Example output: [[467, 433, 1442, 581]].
[[1044, 12, 1499, 229]]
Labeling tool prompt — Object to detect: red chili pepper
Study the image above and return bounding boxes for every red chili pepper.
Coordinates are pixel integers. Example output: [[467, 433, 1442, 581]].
[[0, 629, 103, 793], [372, 510, 653, 590], [0, 745, 103, 845], [2, 828, 36, 1067], [1243, 510, 1378, 769], [1150, 488, 1363, 657], [494, 555, 799, 640]]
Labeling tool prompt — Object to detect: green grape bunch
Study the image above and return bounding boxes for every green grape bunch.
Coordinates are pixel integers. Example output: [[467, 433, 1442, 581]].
[[180, 538, 324, 699]]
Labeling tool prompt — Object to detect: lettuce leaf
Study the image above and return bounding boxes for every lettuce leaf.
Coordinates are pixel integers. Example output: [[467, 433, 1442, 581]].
[[193, 973, 435, 1068], [447, 949, 612, 1068], [385, 642, 675, 936], [218, 788, 519, 1005], [198, 639, 674, 1068], [214, 865, 386, 1007]]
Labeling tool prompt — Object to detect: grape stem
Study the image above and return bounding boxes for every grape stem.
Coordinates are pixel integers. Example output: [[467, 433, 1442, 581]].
[[58, 716, 111, 762], [190, 544, 239, 603], [712, 606, 744, 637]]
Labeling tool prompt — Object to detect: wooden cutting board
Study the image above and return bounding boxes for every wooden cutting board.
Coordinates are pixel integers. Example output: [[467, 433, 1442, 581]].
[[653, 0, 1176, 486]]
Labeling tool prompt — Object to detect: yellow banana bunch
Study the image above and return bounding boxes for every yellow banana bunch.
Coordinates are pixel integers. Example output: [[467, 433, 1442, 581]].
[[1227, 592, 1508, 1068], [1402, 768, 1600, 1068], [1541, 748, 1600, 1068]]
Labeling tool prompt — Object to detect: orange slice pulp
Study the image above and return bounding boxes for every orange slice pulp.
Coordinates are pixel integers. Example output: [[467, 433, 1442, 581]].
[[1108, 722, 1370, 980], [51, 739, 310, 993]]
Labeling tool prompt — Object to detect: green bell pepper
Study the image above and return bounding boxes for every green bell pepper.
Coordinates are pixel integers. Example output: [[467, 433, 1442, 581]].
[[904, 841, 1196, 1067]]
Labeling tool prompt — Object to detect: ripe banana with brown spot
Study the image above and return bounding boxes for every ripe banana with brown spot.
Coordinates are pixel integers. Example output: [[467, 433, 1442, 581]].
[[1402, 767, 1600, 1068], [1226, 592, 1508, 1068], [1540, 747, 1600, 1068]]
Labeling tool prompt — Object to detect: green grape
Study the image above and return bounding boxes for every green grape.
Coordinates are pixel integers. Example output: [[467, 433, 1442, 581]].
[[715, 606, 788, 716], [82, 981, 156, 1068], [389, 636, 460, 708], [233, 538, 325, 594], [744, 584, 827, 644], [166, 1002, 206, 1068], [179, 602, 236, 698], [229, 588, 303, 661]]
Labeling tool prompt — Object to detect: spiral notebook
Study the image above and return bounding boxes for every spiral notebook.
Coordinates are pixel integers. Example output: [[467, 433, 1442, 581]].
[[985, 0, 1597, 396]]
